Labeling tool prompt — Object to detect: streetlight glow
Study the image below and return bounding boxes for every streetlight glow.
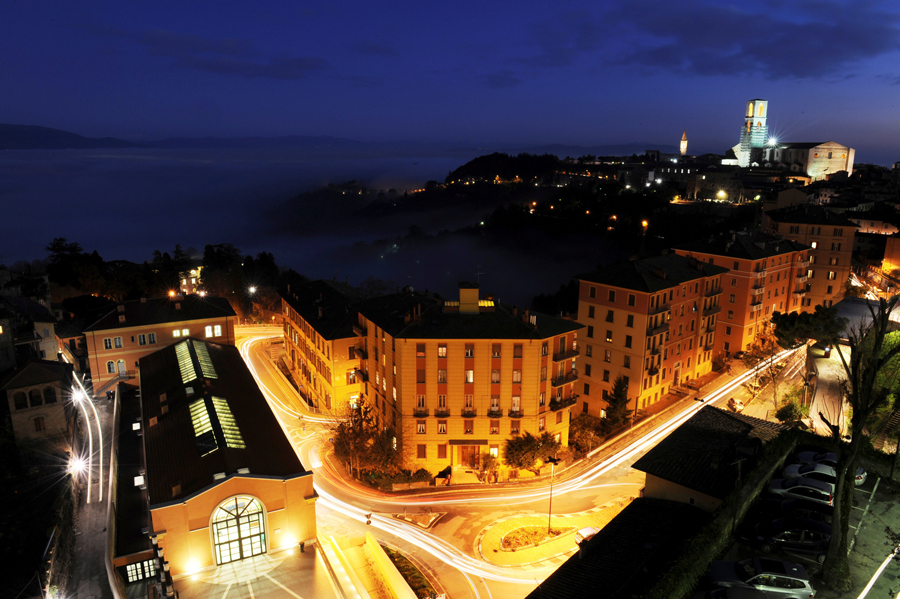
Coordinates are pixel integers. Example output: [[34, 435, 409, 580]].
[[248, 286, 257, 294]]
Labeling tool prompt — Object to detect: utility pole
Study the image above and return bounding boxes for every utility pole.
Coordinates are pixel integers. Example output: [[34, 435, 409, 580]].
[[546, 456, 560, 534]]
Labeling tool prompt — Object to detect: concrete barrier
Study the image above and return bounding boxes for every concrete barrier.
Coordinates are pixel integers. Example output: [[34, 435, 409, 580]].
[[364, 533, 417, 599]]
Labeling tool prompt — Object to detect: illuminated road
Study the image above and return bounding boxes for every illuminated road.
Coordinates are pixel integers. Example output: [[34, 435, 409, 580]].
[[235, 326, 798, 596]]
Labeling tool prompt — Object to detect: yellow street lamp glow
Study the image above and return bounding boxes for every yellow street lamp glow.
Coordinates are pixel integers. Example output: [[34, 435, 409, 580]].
[[168, 290, 176, 297], [717, 190, 727, 199], [641, 220, 648, 228], [248, 286, 257, 294]]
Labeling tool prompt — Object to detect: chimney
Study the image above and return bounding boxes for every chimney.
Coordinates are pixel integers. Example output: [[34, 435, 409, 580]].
[[458, 282, 480, 314]]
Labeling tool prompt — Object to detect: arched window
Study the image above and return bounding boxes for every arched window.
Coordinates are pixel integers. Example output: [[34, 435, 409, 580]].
[[29, 389, 43, 407], [746, 122, 752, 132], [107, 361, 116, 374], [211, 496, 266, 565], [14, 392, 27, 410], [757, 104, 765, 117], [757, 121, 762, 129], [747, 103, 754, 117], [43, 387, 57, 404]]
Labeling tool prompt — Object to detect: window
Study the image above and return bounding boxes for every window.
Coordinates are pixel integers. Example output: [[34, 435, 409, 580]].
[[541, 342, 548, 356], [103, 338, 112, 350], [626, 314, 634, 327], [831, 243, 841, 251], [438, 444, 447, 459], [556, 411, 563, 424], [492, 344, 501, 357], [492, 369, 501, 383], [465, 394, 474, 408], [834, 228, 843, 237], [490, 420, 500, 434], [464, 420, 474, 434], [416, 394, 426, 408], [205, 325, 213, 337], [586, 345, 592, 357], [465, 344, 474, 358], [417, 444, 426, 459], [588, 306, 595, 318], [725, 326, 732, 335], [587, 326, 594, 338], [34, 417, 45, 432], [627, 294, 635, 306], [606, 330, 613, 343], [539, 392, 545, 406], [727, 310, 734, 319], [539, 417, 545, 431], [416, 344, 425, 357], [438, 395, 447, 408], [540, 366, 547, 381], [584, 364, 591, 376], [182, 329, 189, 336], [827, 285, 833, 294], [464, 369, 474, 383], [731, 277, 737, 287], [44, 387, 56, 404], [138, 334, 147, 346], [625, 335, 632, 348], [106, 361, 116, 374], [608, 290, 616, 302], [13, 392, 27, 410], [603, 369, 610, 382], [438, 420, 447, 434], [729, 294, 735, 303], [438, 344, 447, 357], [214, 325, 222, 337], [511, 420, 520, 434], [491, 395, 500, 410], [606, 310, 614, 323], [148, 332, 156, 344], [623, 355, 631, 368], [512, 395, 521, 411], [583, 383, 590, 396], [830, 257, 838, 266], [604, 350, 612, 363], [417, 420, 426, 434], [589, 286, 596, 298], [510, 368, 520, 383], [438, 369, 447, 383], [828, 271, 836, 280], [514, 344, 523, 358], [811, 241, 817, 249]]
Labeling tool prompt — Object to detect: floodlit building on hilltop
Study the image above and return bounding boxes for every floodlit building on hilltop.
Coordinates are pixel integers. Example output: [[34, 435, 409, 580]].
[[82, 294, 236, 394], [576, 254, 727, 419], [674, 231, 811, 354], [763, 205, 859, 308], [354, 284, 583, 474], [112, 339, 316, 583]]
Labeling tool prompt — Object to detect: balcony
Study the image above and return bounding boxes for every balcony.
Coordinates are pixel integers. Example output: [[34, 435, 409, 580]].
[[550, 396, 577, 411], [704, 342, 714, 351], [796, 273, 809, 284], [752, 270, 766, 280], [647, 365, 659, 376], [647, 322, 670, 336], [650, 346, 661, 356], [649, 303, 671, 316], [703, 304, 721, 317], [487, 407, 504, 418], [797, 259, 810, 269], [704, 286, 722, 297], [551, 369, 579, 387], [751, 286, 764, 296], [354, 368, 369, 382], [354, 347, 368, 360], [434, 407, 451, 418], [461, 407, 477, 417], [793, 288, 807, 297], [352, 324, 367, 337], [508, 408, 525, 418], [749, 302, 763, 313], [413, 407, 429, 418], [552, 347, 580, 362]]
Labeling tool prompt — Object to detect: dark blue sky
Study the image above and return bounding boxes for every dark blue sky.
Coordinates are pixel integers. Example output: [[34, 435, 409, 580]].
[[3, 1, 900, 163]]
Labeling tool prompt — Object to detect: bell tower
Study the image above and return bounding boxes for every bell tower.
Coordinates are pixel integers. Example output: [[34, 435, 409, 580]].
[[738, 99, 769, 167], [680, 130, 688, 156]]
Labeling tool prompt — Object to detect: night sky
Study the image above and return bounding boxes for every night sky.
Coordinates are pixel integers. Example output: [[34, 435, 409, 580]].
[[4, 1, 900, 163]]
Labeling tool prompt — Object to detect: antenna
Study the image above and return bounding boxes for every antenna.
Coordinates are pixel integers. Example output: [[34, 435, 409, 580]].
[[475, 265, 485, 285]]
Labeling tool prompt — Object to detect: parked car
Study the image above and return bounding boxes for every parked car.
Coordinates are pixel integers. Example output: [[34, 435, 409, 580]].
[[575, 527, 599, 544], [782, 463, 837, 490], [728, 398, 745, 413], [733, 351, 746, 360], [768, 477, 833, 506], [778, 499, 834, 525], [751, 518, 831, 564], [795, 451, 867, 485], [709, 557, 816, 598], [706, 588, 768, 599]]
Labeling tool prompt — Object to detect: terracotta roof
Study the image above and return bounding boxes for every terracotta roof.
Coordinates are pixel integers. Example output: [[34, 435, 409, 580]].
[[764, 204, 860, 227], [675, 231, 809, 261], [139, 339, 305, 508], [84, 295, 236, 333], [357, 291, 583, 340], [526, 498, 708, 599], [578, 253, 729, 293], [632, 406, 783, 500], [0, 359, 73, 391], [278, 279, 362, 341]]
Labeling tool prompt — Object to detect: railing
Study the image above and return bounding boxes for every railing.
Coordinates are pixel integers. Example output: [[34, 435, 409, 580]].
[[703, 305, 721, 317], [647, 322, 669, 336], [434, 408, 451, 418], [487, 408, 503, 418], [752, 270, 766, 279], [93, 371, 136, 396], [413, 407, 429, 417], [551, 369, 579, 387], [749, 302, 763, 313], [704, 287, 722, 297], [355, 347, 367, 360], [550, 396, 577, 411], [354, 368, 369, 382], [797, 259, 810, 269], [648, 303, 670, 316], [651, 347, 661, 356], [796, 274, 809, 283], [647, 366, 659, 376], [508, 409, 524, 418], [751, 286, 764, 296], [552, 347, 580, 362], [352, 324, 367, 337], [793, 288, 807, 296], [461, 407, 477, 417]]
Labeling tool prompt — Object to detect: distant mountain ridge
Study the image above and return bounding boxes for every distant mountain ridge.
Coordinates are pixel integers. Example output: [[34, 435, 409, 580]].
[[0, 124, 141, 150]]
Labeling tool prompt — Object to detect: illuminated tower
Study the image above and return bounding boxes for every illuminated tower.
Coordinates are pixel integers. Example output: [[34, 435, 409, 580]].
[[738, 99, 768, 167], [680, 130, 688, 156]]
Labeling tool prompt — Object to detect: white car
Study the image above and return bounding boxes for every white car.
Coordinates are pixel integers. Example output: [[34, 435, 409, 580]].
[[796, 451, 867, 485], [782, 463, 836, 490], [575, 526, 600, 544], [768, 477, 833, 506]]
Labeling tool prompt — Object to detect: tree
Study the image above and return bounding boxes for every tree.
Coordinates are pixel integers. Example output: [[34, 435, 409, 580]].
[[503, 432, 560, 474], [329, 399, 377, 479], [607, 375, 630, 427], [568, 413, 604, 453], [843, 279, 866, 299], [742, 326, 784, 408]]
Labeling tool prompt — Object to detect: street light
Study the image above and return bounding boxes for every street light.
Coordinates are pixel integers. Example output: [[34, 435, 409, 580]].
[[545, 456, 560, 534], [248, 286, 257, 295]]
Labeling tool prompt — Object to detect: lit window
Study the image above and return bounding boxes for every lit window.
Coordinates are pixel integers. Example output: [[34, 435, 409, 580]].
[[438, 420, 447, 434], [539, 417, 545, 431], [113, 337, 122, 348], [465, 369, 474, 383], [438, 344, 447, 357], [173, 330, 181, 338], [417, 420, 426, 434], [214, 325, 222, 337], [205, 326, 213, 337], [138, 334, 146, 346], [182, 328, 189, 336], [512, 369, 522, 383]]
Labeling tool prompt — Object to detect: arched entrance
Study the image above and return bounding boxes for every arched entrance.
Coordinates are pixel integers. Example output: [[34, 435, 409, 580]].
[[211, 496, 266, 565]]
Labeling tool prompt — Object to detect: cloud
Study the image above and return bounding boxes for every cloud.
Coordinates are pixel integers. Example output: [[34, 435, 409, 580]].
[[477, 70, 523, 89], [123, 28, 329, 80], [517, 0, 900, 79]]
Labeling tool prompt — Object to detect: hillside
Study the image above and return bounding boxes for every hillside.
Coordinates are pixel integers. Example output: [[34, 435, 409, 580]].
[[0, 124, 140, 150]]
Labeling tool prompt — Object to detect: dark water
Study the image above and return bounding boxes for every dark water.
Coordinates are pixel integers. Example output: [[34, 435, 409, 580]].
[[0, 147, 608, 304]]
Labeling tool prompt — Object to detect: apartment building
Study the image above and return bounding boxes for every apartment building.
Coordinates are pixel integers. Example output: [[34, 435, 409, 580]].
[[355, 284, 583, 474], [763, 205, 859, 308], [674, 231, 810, 355], [577, 254, 728, 418], [83, 295, 236, 391], [280, 280, 363, 413]]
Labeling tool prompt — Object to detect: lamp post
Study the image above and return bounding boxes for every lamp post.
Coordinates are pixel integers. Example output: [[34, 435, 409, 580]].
[[545, 456, 560, 535]]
